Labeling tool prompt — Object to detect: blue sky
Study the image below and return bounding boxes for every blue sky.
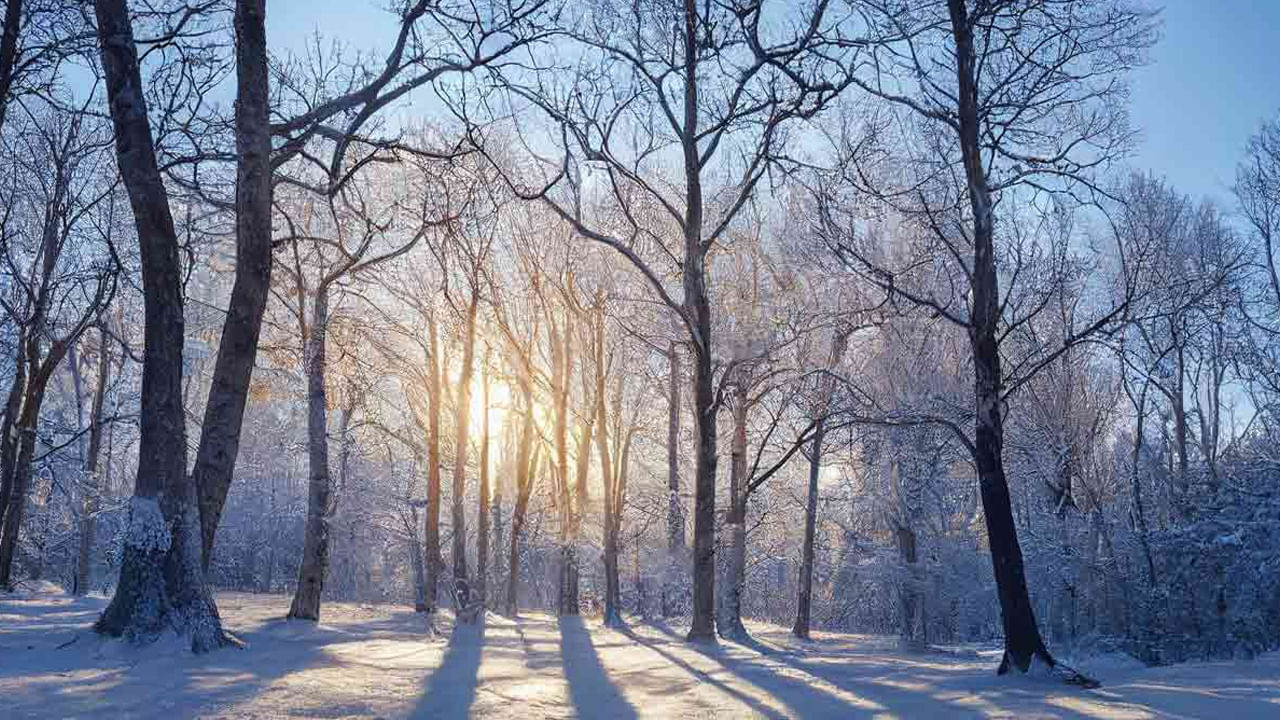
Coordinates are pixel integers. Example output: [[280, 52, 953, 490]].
[[1128, 0, 1280, 205], [266, 0, 1280, 207]]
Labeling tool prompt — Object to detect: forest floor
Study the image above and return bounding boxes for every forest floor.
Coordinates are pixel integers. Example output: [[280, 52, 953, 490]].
[[1, 587, 1277, 719]]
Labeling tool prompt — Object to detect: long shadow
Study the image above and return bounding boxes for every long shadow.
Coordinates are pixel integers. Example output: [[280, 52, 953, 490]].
[[559, 616, 639, 720], [619, 625, 786, 718], [684, 625, 1103, 720], [408, 621, 485, 720], [2, 592, 423, 719]]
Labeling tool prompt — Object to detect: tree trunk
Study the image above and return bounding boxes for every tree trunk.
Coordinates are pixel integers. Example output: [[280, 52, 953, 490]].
[[476, 348, 491, 606], [491, 490, 504, 610], [553, 316, 577, 616], [896, 524, 922, 648], [423, 314, 443, 615], [195, 0, 274, 569], [679, 0, 718, 644], [791, 418, 824, 639], [0, 0, 22, 133], [1130, 388, 1157, 587], [76, 327, 112, 595], [506, 379, 536, 616], [93, 0, 227, 651], [450, 296, 478, 615], [409, 502, 427, 611], [663, 340, 683, 617], [0, 387, 45, 587], [717, 389, 748, 640], [947, 0, 1055, 676], [0, 338, 25, 537], [288, 287, 331, 621], [594, 320, 623, 626]]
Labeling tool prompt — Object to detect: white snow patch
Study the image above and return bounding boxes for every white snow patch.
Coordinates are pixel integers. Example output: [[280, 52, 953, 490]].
[[2, 590, 1279, 718]]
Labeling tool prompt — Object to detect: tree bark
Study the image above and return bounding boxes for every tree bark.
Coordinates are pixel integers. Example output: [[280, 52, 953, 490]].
[[288, 287, 331, 621], [195, 0, 274, 569], [93, 0, 227, 651], [476, 347, 491, 606], [663, 340, 683, 617], [449, 295, 478, 615], [717, 387, 748, 639], [0, 381, 46, 587], [594, 317, 623, 627], [791, 418, 824, 639], [947, 0, 1054, 675], [409, 501, 427, 610], [0, 0, 22, 133], [568, 360, 594, 614], [505, 384, 536, 616], [423, 313, 443, 615], [678, 0, 719, 644], [0, 337, 25, 537], [553, 315, 577, 616], [896, 522, 922, 648]]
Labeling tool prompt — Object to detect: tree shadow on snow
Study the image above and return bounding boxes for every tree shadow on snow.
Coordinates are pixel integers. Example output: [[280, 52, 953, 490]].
[[558, 616, 639, 720], [619, 624, 788, 718], [408, 620, 485, 720], [3, 596, 430, 720], [645, 622, 1041, 719], [722, 628, 1108, 719]]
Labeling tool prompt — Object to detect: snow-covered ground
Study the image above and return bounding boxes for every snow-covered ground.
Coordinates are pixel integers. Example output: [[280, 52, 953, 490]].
[[2, 588, 1277, 719]]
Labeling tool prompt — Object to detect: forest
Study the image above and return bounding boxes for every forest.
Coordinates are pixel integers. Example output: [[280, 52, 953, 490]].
[[1, 0, 1279, 717]]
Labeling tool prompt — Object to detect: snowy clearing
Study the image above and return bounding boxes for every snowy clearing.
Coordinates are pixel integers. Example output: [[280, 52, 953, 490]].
[[1, 590, 1277, 719]]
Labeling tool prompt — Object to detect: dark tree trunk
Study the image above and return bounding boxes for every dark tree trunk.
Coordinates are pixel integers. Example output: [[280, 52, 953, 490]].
[[423, 315, 443, 615], [0, 385, 45, 587], [896, 524, 922, 647], [947, 0, 1054, 676], [93, 0, 227, 652], [679, 0, 718, 644], [409, 502, 427, 611], [663, 340, 683, 617], [0, 340, 25, 532], [0, 0, 21, 133], [196, 0, 274, 569], [288, 288, 331, 621], [1129, 383, 1157, 586], [791, 419, 824, 639]]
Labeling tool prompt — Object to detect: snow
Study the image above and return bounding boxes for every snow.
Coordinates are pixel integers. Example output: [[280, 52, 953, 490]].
[[2, 589, 1278, 719]]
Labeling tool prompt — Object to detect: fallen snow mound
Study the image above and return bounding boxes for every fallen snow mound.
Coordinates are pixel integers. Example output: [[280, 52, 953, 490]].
[[1, 590, 1277, 718]]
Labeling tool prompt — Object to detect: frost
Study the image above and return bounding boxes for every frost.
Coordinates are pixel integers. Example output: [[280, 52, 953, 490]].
[[124, 497, 171, 553], [1214, 531, 1242, 547]]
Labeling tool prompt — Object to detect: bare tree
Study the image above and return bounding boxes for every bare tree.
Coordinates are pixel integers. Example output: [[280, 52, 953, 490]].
[[196, 0, 557, 571], [792, 323, 853, 639], [475, 0, 860, 641], [810, 0, 1156, 681], [0, 102, 116, 588], [91, 0, 230, 651]]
